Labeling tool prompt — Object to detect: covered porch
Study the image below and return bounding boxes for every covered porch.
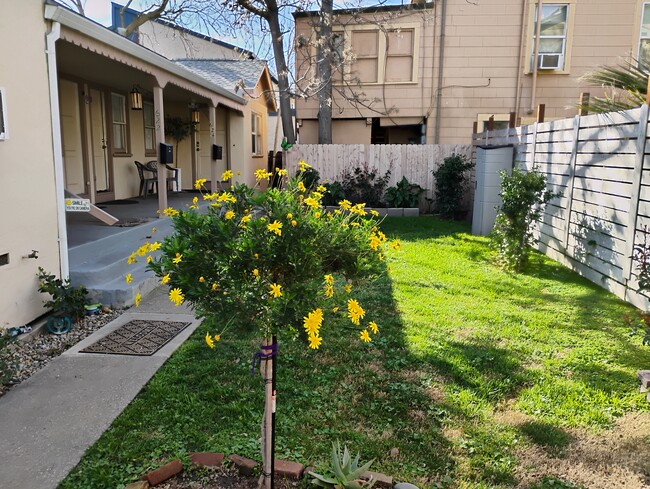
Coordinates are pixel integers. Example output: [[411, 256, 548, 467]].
[[45, 4, 248, 305]]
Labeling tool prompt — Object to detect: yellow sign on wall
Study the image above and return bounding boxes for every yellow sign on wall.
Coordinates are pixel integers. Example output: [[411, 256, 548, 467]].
[[65, 198, 91, 212]]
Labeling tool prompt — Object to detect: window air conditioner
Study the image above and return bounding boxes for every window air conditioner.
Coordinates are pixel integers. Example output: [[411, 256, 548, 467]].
[[537, 53, 562, 70]]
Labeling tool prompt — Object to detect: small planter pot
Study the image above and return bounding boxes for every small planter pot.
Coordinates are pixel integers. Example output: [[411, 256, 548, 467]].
[[47, 314, 73, 335]]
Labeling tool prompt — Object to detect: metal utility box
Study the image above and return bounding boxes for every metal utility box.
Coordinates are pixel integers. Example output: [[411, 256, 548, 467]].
[[472, 145, 514, 236], [159, 143, 174, 164]]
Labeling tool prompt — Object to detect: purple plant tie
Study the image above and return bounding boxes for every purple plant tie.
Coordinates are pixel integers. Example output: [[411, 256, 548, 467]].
[[251, 343, 278, 375]]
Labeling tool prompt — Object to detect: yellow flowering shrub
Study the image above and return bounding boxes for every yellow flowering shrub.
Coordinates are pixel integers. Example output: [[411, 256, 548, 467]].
[[136, 166, 398, 349]]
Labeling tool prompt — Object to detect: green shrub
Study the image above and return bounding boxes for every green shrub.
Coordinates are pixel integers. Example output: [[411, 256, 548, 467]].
[[490, 167, 558, 272], [37, 267, 88, 319], [141, 165, 395, 345], [385, 176, 425, 208], [340, 164, 391, 207], [432, 154, 475, 218], [322, 181, 345, 206]]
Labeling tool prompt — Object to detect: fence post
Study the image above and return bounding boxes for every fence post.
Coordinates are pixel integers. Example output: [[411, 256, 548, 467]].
[[579, 92, 590, 116], [530, 122, 539, 169], [563, 115, 581, 252], [623, 103, 650, 281], [536, 104, 545, 123]]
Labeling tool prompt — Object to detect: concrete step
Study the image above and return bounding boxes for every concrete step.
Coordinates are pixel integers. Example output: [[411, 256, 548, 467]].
[[68, 218, 173, 307]]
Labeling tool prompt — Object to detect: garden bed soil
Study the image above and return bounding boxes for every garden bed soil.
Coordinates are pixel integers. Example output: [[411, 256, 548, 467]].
[[157, 466, 301, 489]]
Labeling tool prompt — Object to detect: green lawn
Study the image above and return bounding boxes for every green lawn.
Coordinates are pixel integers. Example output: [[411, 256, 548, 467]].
[[60, 217, 650, 489]]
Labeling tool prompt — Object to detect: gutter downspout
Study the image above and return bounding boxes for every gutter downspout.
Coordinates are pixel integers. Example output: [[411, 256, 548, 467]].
[[514, 0, 528, 119], [46, 21, 69, 280], [530, 0, 543, 112], [433, 0, 447, 144]]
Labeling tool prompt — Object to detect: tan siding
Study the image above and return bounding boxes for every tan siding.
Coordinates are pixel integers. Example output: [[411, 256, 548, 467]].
[[0, 1, 60, 327], [296, 0, 644, 144]]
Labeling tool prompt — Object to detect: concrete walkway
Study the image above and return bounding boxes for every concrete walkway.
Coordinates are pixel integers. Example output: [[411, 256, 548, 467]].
[[0, 286, 200, 489]]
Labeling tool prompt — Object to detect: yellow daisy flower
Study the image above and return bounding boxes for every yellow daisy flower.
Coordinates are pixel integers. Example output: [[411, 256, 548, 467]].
[[369, 321, 379, 334], [172, 253, 182, 264], [135, 293, 142, 308], [161, 273, 170, 284], [360, 329, 371, 343], [308, 334, 322, 349], [169, 287, 184, 306], [269, 283, 282, 298], [267, 220, 283, 236], [194, 178, 207, 189], [225, 210, 235, 220], [125, 273, 133, 284], [206, 332, 215, 349]]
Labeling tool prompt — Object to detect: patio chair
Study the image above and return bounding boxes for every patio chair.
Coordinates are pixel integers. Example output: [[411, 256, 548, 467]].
[[145, 161, 180, 192], [134, 161, 157, 198]]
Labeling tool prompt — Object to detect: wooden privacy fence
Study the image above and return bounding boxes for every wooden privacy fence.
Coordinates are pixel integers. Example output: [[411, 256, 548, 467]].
[[285, 144, 474, 211], [473, 105, 650, 310]]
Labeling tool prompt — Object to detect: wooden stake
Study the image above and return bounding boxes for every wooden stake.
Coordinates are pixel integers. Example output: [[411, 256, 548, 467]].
[[472, 121, 478, 134], [579, 92, 590, 116], [536, 104, 545, 123], [260, 338, 274, 489], [487, 116, 495, 131], [509, 112, 516, 128]]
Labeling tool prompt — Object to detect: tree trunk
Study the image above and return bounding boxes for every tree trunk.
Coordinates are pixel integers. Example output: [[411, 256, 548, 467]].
[[317, 0, 333, 144], [267, 9, 296, 144]]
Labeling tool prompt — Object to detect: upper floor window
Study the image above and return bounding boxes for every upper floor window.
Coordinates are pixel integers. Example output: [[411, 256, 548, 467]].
[[351, 30, 379, 83], [143, 101, 156, 156], [348, 26, 418, 84], [111, 92, 128, 153], [639, 3, 650, 67], [0, 88, 7, 141], [252, 112, 262, 156], [386, 29, 415, 82], [532, 4, 569, 71]]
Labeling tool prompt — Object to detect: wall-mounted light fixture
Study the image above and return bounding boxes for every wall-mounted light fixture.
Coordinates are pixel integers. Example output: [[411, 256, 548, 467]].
[[130, 86, 143, 110], [189, 103, 200, 124]]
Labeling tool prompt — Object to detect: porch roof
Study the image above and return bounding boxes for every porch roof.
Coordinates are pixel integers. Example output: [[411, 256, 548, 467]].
[[44, 3, 246, 107]]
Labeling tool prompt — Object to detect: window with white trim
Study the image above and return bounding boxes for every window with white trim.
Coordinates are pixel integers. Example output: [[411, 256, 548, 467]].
[[639, 3, 650, 67], [143, 101, 156, 155], [111, 92, 128, 153], [251, 112, 262, 156], [532, 4, 569, 71], [0, 88, 7, 141]]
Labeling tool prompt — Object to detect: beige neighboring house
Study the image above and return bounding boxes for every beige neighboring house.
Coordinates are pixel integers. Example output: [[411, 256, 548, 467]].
[[294, 0, 647, 144], [0, 1, 273, 329]]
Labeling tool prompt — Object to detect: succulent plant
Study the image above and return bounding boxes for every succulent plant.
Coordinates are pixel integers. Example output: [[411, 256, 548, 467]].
[[309, 441, 375, 489]]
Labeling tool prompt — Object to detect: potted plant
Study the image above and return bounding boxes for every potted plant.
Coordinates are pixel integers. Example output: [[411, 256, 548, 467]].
[[37, 268, 88, 334]]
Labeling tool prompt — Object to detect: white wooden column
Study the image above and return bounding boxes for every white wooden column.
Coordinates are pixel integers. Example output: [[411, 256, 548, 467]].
[[153, 84, 168, 215], [209, 104, 218, 192]]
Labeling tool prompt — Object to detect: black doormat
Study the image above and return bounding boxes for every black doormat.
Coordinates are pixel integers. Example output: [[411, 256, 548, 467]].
[[80, 319, 192, 356], [101, 199, 140, 205]]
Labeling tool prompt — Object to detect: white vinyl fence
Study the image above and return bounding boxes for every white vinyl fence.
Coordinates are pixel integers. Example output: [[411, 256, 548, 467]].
[[285, 144, 473, 212], [474, 105, 650, 310]]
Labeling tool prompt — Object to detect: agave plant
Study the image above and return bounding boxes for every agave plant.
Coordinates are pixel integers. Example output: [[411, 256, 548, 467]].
[[309, 442, 375, 489], [580, 58, 650, 113]]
